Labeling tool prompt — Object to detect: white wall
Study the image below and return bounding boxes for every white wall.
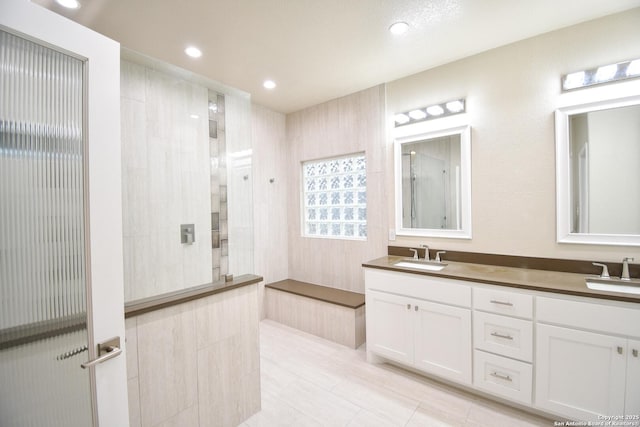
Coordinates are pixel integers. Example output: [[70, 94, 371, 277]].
[[386, 8, 640, 262], [121, 60, 212, 301]]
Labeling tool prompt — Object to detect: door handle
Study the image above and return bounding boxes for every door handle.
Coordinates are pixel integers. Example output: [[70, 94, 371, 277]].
[[81, 337, 122, 369]]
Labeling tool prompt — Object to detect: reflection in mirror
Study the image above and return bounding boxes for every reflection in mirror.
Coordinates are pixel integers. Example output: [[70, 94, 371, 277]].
[[395, 125, 471, 238], [556, 96, 640, 245], [401, 135, 461, 229]]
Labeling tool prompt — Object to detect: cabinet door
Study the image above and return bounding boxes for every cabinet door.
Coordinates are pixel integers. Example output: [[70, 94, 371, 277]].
[[626, 339, 640, 416], [413, 301, 472, 384], [366, 290, 413, 365], [535, 324, 626, 421]]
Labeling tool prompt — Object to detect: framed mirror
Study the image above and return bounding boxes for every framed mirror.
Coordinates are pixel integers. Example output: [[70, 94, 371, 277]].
[[394, 124, 471, 238], [556, 95, 640, 246]]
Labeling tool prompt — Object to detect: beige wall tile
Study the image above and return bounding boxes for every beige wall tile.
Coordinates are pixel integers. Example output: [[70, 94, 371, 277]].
[[136, 303, 198, 426], [285, 85, 387, 293]]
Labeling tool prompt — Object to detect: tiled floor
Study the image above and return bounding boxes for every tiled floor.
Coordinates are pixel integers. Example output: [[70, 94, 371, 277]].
[[243, 320, 554, 427]]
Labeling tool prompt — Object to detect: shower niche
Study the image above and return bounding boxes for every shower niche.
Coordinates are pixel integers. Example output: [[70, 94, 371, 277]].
[[394, 124, 472, 239]]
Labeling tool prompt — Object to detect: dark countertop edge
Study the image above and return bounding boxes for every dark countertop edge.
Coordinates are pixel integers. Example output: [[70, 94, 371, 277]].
[[125, 274, 263, 318], [363, 257, 640, 304], [266, 279, 365, 309]]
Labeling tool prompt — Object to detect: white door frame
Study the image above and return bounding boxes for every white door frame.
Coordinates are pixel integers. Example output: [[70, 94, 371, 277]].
[[0, 1, 129, 425]]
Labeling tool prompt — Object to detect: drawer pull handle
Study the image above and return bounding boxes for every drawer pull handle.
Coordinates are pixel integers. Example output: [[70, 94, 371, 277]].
[[489, 300, 513, 306], [490, 371, 512, 382], [490, 332, 514, 340]]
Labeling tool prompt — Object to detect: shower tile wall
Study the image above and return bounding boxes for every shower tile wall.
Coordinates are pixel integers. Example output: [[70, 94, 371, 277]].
[[121, 61, 212, 301], [209, 91, 228, 281]]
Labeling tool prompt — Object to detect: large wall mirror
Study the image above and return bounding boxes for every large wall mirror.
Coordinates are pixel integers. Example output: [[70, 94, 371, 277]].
[[556, 95, 640, 246], [394, 123, 472, 238]]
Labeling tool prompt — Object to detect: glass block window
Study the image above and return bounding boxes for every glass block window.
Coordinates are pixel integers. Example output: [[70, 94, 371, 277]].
[[302, 153, 367, 240]]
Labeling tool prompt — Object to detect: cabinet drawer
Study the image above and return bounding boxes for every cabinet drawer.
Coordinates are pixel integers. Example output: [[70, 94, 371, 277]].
[[473, 311, 533, 362], [537, 296, 640, 338], [473, 350, 532, 405], [473, 287, 533, 319]]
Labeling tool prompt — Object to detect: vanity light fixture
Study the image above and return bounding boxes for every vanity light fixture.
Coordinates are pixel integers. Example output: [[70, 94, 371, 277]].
[[184, 46, 202, 58], [56, 0, 80, 9], [394, 98, 466, 127], [389, 21, 409, 35], [562, 58, 640, 91]]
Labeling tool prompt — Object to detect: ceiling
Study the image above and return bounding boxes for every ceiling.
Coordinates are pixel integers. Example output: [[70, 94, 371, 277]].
[[34, 0, 640, 113]]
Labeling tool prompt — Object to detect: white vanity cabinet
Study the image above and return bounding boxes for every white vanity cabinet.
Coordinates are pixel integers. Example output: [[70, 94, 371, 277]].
[[364, 265, 640, 422], [535, 296, 640, 421], [365, 269, 472, 384]]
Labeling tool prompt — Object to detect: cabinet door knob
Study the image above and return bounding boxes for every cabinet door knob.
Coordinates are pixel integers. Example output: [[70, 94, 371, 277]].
[[407, 304, 411, 310], [414, 305, 418, 311], [633, 349, 638, 358], [617, 346, 623, 355]]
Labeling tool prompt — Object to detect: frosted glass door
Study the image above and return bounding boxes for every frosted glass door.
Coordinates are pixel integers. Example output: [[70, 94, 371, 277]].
[[0, 29, 92, 426]]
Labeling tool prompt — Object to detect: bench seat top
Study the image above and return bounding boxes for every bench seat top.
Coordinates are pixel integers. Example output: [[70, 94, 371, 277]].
[[266, 279, 365, 309]]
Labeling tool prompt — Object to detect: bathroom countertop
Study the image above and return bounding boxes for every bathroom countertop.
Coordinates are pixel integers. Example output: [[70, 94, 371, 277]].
[[363, 256, 640, 304]]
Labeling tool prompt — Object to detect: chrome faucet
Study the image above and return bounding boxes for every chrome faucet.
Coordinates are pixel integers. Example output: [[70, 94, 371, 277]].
[[621, 257, 634, 281], [409, 248, 419, 259], [435, 251, 447, 262], [592, 262, 610, 279], [421, 244, 429, 260]]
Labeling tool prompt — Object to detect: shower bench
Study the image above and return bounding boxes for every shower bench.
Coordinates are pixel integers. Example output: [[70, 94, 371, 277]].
[[265, 279, 365, 349]]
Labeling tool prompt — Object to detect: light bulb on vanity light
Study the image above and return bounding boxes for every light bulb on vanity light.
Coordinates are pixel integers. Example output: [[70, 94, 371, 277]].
[[408, 109, 427, 120], [426, 105, 444, 116], [56, 0, 80, 8], [394, 113, 410, 125], [594, 64, 618, 82], [627, 59, 640, 77]]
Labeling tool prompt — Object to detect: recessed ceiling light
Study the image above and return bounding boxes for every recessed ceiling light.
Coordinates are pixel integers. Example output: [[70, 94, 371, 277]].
[[56, 0, 80, 9], [190, 114, 199, 119], [184, 46, 202, 58], [389, 21, 409, 36], [263, 80, 276, 89]]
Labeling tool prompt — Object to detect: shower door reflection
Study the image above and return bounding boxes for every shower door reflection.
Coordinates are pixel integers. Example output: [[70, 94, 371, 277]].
[[400, 134, 461, 231]]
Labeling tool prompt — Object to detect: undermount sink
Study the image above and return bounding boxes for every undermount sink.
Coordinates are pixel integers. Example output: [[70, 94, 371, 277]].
[[585, 277, 640, 295], [393, 259, 448, 272]]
